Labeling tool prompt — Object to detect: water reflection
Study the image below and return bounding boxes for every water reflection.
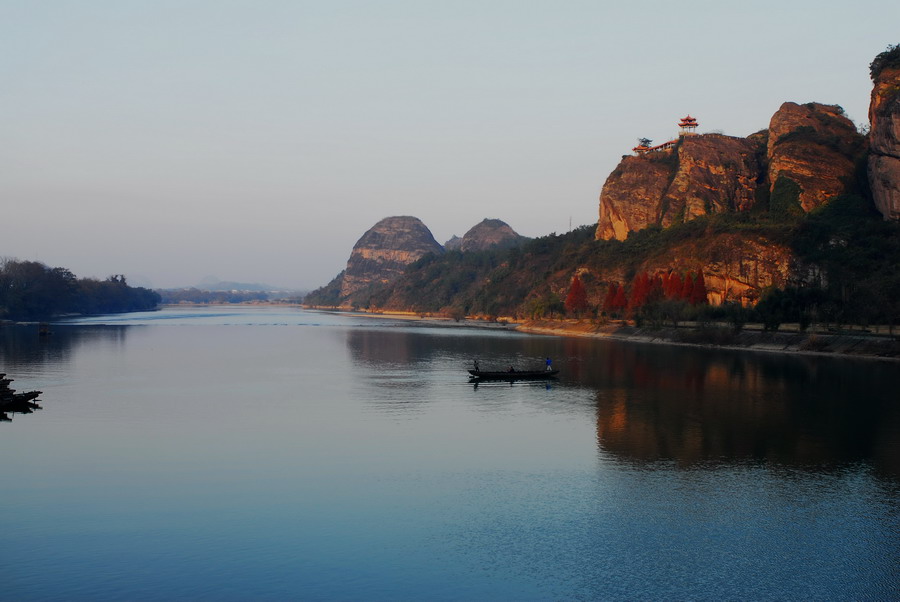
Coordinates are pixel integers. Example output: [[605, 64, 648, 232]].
[[345, 326, 900, 479], [588, 342, 900, 478], [0, 324, 129, 371]]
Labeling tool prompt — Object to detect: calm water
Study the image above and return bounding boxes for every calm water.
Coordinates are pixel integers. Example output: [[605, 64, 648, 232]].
[[2, 306, 898, 600]]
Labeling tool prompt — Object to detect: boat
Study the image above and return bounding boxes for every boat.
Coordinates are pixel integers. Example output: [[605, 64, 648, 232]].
[[468, 369, 559, 381]]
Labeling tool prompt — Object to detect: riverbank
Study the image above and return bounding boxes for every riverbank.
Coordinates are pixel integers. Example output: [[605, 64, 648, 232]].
[[518, 319, 900, 361], [305, 307, 900, 360]]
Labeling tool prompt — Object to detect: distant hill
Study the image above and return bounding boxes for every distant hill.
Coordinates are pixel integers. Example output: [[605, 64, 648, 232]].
[[196, 277, 277, 292]]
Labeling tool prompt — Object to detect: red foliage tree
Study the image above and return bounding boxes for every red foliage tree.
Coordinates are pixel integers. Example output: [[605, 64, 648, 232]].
[[629, 272, 650, 309], [690, 271, 708, 305], [680, 272, 695, 300], [613, 284, 627, 311], [602, 283, 618, 314], [666, 272, 682, 298], [565, 274, 589, 315]]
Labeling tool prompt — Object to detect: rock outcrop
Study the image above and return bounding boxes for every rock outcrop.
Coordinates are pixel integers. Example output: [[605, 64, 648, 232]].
[[597, 134, 765, 241], [596, 103, 866, 242], [443, 235, 462, 251], [596, 154, 676, 241], [339, 216, 443, 299], [451, 218, 524, 252], [868, 64, 900, 220], [661, 134, 765, 227], [767, 102, 865, 212]]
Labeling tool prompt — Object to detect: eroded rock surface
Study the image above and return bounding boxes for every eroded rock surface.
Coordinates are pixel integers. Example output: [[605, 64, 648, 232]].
[[340, 216, 443, 298], [868, 66, 900, 220], [767, 102, 865, 212]]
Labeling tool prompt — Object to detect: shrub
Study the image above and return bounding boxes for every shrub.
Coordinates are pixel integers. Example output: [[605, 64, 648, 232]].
[[870, 43, 900, 80]]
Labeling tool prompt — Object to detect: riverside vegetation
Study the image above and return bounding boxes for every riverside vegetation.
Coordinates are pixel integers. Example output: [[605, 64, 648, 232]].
[[0, 259, 160, 321]]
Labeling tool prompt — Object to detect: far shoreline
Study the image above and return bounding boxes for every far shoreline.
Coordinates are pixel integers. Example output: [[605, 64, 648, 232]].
[[304, 306, 900, 362]]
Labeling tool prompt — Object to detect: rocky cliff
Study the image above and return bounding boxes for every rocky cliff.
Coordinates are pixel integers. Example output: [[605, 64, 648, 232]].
[[449, 218, 524, 252], [597, 104, 866, 242], [597, 134, 767, 241], [767, 102, 865, 213], [868, 60, 900, 220], [339, 216, 444, 299]]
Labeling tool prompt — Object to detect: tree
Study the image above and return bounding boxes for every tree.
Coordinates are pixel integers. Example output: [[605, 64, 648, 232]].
[[565, 275, 589, 316], [629, 272, 650, 310], [666, 272, 683, 298], [602, 283, 618, 314], [680, 272, 694, 300], [690, 271, 708, 305], [638, 137, 653, 148]]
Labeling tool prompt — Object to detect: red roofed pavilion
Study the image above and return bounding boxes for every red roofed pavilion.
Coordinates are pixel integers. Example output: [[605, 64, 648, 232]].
[[679, 115, 699, 136]]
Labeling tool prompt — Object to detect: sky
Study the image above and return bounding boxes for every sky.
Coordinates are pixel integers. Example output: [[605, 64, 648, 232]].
[[2, 1, 898, 290]]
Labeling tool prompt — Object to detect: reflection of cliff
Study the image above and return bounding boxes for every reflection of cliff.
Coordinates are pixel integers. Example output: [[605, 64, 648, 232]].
[[592, 344, 900, 477]]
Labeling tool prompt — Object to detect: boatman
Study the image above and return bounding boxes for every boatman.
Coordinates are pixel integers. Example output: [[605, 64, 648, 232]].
[[545, 357, 552, 371], [473, 359, 480, 372]]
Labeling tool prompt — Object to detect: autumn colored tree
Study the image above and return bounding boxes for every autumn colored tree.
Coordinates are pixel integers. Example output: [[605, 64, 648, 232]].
[[649, 274, 664, 304], [602, 283, 618, 314], [680, 272, 695, 300], [665, 272, 682, 298], [565, 274, 589, 315], [690, 271, 708, 305], [629, 272, 650, 310], [613, 284, 627, 312]]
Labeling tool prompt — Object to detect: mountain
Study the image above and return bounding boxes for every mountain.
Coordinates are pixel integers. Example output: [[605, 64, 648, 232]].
[[305, 45, 900, 327], [196, 277, 278, 292], [305, 216, 443, 306], [446, 219, 526, 252]]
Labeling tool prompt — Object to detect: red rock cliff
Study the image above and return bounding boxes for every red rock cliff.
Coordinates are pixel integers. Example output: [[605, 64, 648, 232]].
[[868, 65, 900, 220], [596, 134, 765, 241], [767, 102, 865, 212]]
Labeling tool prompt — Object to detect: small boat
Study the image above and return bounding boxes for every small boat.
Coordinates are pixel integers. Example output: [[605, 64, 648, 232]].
[[468, 369, 559, 381]]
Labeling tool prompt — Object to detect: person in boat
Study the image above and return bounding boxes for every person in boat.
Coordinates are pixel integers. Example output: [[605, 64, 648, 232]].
[[473, 360, 480, 372], [545, 357, 552, 371], [508, 366, 515, 373]]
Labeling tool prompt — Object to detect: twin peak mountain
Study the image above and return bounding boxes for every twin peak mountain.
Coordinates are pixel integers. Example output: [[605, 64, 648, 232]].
[[337, 217, 524, 300]]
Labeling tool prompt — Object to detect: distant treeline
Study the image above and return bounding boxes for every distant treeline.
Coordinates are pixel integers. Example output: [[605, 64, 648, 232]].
[[157, 288, 271, 304], [0, 259, 160, 321]]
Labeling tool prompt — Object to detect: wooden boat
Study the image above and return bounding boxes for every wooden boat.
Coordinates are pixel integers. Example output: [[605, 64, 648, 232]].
[[468, 369, 559, 380]]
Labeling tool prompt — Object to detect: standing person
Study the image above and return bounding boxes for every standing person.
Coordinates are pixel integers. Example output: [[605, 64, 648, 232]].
[[473, 359, 480, 373], [545, 357, 552, 371]]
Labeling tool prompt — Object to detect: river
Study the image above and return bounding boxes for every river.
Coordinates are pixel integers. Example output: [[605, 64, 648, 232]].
[[2, 306, 898, 600]]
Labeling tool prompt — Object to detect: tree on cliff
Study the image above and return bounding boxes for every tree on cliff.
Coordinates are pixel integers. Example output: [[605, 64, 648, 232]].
[[870, 43, 900, 80], [564, 274, 589, 316]]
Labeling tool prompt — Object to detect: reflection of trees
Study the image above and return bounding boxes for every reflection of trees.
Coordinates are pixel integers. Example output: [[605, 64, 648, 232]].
[[0, 325, 128, 371], [593, 344, 900, 478]]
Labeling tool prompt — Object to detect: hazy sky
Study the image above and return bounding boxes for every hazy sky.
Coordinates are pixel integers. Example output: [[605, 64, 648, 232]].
[[3, 1, 897, 289]]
